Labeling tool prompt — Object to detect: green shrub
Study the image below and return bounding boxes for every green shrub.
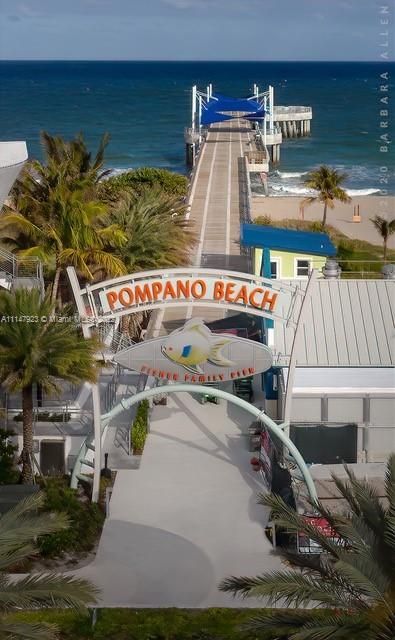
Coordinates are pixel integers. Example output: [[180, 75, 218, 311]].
[[37, 478, 104, 557], [131, 417, 147, 453], [254, 214, 272, 226], [0, 429, 19, 484], [130, 400, 149, 454], [99, 167, 188, 201]]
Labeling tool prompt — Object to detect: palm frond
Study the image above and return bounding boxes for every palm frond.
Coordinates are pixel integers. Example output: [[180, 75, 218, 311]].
[[219, 569, 361, 609], [0, 574, 98, 611], [0, 619, 59, 640]]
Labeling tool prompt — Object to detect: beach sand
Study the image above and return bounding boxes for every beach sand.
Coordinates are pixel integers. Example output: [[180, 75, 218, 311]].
[[251, 196, 395, 249]]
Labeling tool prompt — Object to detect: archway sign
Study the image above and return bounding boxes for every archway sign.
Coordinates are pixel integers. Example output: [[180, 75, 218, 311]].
[[101, 384, 318, 504], [67, 266, 300, 327], [66, 266, 306, 502]]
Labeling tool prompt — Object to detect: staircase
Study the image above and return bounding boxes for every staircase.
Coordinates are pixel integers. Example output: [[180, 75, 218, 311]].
[[70, 367, 149, 489], [0, 247, 44, 294]]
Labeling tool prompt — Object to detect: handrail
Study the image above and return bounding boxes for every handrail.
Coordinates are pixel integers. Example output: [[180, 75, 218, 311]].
[[243, 155, 252, 223], [70, 434, 92, 489]]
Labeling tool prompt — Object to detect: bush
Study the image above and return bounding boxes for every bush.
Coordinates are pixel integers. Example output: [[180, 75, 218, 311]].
[[254, 214, 272, 226], [131, 400, 150, 454], [0, 429, 19, 484], [131, 417, 147, 453], [37, 478, 104, 557], [100, 167, 188, 201]]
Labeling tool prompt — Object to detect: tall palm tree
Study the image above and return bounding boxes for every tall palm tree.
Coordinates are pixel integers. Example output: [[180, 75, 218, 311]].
[[302, 165, 351, 228], [219, 455, 395, 640], [0, 186, 127, 302], [107, 187, 195, 273], [0, 491, 98, 639], [370, 215, 395, 261], [12, 131, 111, 207], [0, 289, 100, 483]]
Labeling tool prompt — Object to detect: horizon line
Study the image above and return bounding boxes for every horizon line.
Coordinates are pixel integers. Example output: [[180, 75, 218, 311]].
[[1, 58, 392, 63]]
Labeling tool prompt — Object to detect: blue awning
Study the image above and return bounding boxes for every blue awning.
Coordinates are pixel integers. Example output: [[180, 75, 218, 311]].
[[241, 223, 336, 256], [201, 93, 265, 125]]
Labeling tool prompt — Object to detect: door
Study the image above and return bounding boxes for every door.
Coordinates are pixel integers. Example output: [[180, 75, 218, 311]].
[[40, 441, 65, 476], [290, 424, 357, 464]]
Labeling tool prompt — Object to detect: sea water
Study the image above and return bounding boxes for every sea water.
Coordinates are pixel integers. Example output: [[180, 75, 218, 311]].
[[1, 60, 393, 195]]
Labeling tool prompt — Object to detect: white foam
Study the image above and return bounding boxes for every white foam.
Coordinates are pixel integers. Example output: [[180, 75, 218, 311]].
[[270, 184, 317, 196], [346, 188, 381, 196], [277, 171, 308, 179]]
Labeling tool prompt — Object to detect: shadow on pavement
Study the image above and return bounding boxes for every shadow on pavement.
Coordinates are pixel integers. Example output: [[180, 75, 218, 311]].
[[78, 520, 215, 607]]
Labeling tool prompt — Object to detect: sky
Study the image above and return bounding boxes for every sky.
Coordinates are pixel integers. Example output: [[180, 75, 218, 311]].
[[0, 0, 391, 61]]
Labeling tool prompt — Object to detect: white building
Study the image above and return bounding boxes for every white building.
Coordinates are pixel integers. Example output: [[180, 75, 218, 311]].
[[271, 276, 395, 465], [0, 141, 28, 209]]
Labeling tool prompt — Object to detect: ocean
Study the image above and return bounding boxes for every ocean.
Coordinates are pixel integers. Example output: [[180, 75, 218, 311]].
[[1, 60, 394, 195]]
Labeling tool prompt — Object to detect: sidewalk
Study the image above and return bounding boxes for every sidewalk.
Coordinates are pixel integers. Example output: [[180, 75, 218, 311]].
[[77, 388, 281, 607]]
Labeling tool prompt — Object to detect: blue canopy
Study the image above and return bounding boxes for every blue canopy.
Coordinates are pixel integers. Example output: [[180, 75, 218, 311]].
[[241, 224, 336, 256], [201, 93, 265, 126]]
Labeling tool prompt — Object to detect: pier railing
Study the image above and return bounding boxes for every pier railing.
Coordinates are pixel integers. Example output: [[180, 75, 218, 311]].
[[184, 127, 200, 145], [245, 150, 268, 164], [274, 106, 312, 115]]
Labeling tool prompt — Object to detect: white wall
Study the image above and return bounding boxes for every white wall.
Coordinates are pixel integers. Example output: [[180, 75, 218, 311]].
[[0, 142, 28, 210], [291, 392, 395, 463], [14, 434, 85, 474]]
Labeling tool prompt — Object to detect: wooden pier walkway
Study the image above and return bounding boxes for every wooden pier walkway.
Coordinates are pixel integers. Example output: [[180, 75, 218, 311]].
[[150, 118, 254, 336], [188, 118, 252, 264]]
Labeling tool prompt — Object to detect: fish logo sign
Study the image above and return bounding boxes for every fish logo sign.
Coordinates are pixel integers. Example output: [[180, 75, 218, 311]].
[[161, 318, 235, 375]]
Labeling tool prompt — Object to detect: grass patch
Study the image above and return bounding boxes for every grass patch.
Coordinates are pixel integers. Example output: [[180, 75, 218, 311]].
[[7, 608, 273, 639]]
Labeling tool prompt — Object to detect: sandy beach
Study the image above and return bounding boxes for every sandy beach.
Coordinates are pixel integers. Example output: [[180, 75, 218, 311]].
[[251, 195, 395, 249]]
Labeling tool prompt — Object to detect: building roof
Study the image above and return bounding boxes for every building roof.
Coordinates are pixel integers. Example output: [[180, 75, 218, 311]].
[[0, 141, 28, 210], [273, 279, 395, 367], [241, 223, 336, 256], [283, 367, 395, 393]]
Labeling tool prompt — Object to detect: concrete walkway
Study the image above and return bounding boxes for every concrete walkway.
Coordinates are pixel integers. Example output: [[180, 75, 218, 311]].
[[78, 389, 281, 607]]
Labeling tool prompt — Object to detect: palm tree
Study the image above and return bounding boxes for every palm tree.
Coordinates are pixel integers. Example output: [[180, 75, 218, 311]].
[[0, 186, 127, 303], [219, 455, 395, 640], [0, 491, 98, 639], [107, 187, 195, 273], [12, 131, 111, 206], [1, 131, 124, 302], [370, 215, 395, 261], [0, 289, 100, 483], [302, 165, 351, 228]]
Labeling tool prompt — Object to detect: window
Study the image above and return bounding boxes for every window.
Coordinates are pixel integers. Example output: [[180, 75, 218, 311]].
[[296, 259, 310, 277], [270, 258, 280, 279]]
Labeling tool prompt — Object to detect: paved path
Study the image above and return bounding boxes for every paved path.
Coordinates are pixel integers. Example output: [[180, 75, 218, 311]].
[[78, 389, 280, 607]]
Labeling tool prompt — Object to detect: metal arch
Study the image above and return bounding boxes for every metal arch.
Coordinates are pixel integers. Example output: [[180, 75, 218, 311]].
[[101, 384, 318, 503]]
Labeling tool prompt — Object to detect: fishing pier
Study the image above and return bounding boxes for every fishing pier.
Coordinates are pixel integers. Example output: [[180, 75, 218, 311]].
[[150, 85, 312, 335]]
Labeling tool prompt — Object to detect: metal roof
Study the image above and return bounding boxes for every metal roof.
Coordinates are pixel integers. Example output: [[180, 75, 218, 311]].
[[283, 367, 395, 392], [241, 223, 336, 256], [273, 279, 395, 367]]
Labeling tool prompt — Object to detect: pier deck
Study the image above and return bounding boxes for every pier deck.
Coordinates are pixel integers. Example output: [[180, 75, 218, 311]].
[[154, 118, 253, 335], [189, 118, 251, 262]]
